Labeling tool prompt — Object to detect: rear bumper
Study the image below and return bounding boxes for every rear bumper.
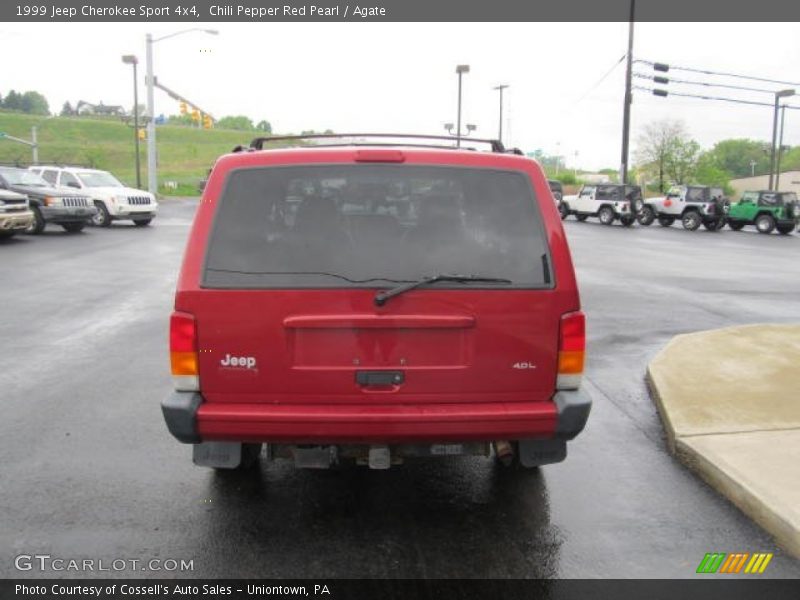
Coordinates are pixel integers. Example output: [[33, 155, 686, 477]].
[[161, 389, 591, 445]]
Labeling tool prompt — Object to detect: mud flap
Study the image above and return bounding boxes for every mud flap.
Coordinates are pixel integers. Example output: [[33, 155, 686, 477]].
[[518, 439, 567, 467], [193, 442, 242, 469]]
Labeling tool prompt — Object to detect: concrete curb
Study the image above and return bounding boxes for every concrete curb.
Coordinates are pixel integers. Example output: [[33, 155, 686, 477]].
[[647, 324, 800, 559]]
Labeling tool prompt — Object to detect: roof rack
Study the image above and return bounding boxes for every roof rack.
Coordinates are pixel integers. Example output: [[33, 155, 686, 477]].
[[248, 133, 516, 154]]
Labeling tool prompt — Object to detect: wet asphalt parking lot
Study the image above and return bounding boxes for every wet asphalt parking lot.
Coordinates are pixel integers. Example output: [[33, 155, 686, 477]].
[[1, 199, 799, 579]]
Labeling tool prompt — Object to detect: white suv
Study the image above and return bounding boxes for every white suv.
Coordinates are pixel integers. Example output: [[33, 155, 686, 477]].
[[29, 166, 158, 227], [559, 184, 643, 227]]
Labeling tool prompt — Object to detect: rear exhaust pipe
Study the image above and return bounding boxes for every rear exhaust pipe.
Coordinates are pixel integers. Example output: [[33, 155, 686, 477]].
[[494, 440, 515, 466]]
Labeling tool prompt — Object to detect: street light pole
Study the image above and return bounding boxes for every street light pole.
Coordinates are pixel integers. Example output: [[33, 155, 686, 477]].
[[769, 89, 795, 190], [776, 105, 787, 190], [145, 33, 156, 194], [493, 84, 509, 143], [455, 64, 470, 148], [620, 0, 635, 184], [122, 55, 141, 189], [145, 28, 218, 195]]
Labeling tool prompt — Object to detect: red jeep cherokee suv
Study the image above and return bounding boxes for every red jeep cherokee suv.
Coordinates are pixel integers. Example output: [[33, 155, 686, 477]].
[[162, 134, 590, 471]]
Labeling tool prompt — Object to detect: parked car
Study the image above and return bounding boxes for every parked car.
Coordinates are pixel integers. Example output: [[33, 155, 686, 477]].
[[726, 190, 799, 235], [558, 183, 643, 226], [0, 167, 96, 234], [0, 189, 34, 239], [29, 166, 158, 227], [640, 185, 726, 231], [162, 134, 590, 472]]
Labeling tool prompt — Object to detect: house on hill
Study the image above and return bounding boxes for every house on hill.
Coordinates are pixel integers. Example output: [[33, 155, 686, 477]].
[[75, 101, 125, 116]]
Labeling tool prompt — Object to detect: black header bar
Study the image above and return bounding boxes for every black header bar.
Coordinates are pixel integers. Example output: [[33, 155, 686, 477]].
[[2, 0, 800, 22]]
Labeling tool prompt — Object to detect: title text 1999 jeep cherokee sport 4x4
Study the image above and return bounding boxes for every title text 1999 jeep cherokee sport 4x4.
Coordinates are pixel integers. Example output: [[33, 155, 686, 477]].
[[638, 185, 726, 231], [726, 190, 798, 235], [162, 134, 590, 472], [558, 183, 644, 226]]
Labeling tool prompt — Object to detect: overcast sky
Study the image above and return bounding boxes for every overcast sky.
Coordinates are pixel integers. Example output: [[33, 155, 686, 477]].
[[1, 22, 798, 170]]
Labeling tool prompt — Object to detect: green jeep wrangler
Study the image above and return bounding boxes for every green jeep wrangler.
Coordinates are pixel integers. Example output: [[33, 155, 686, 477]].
[[727, 190, 799, 235]]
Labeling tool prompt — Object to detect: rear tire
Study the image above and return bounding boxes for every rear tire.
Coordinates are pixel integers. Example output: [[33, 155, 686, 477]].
[[637, 205, 655, 226], [728, 220, 745, 231], [776, 223, 796, 235], [133, 218, 152, 227], [755, 214, 776, 234], [682, 211, 702, 231], [26, 206, 46, 235], [558, 202, 569, 220], [598, 206, 615, 226], [657, 215, 675, 227], [61, 222, 85, 233]]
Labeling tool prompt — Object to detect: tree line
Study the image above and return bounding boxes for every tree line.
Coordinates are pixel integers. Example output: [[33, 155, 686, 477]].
[[635, 119, 799, 193], [0, 90, 50, 115]]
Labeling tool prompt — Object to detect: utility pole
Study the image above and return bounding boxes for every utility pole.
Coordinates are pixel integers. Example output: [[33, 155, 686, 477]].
[[620, 0, 635, 184], [769, 89, 795, 190]]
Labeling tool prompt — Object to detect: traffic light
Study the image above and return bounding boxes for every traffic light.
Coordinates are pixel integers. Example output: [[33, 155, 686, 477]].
[[653, 62, 670, 97], [203, 114, 212, 129], [179, 102, 188, 115]]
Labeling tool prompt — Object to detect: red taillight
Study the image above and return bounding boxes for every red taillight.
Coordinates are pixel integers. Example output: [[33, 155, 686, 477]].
[[558, 311, 585, 390], [170, 311, 198, 390]]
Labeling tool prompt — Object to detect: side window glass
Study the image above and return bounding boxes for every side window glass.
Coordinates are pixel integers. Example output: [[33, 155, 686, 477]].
[[60, 172, 80, 188], [41, 170, 58, 185], [686, 188, 704, 202], [760, 193, 777, 206], [741, 192, 757, 203]]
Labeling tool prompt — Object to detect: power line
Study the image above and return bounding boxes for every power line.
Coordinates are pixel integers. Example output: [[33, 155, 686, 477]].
[[573, 53, 626, 105], [633, 86, 800, 110], [634, 59, 800, 88], [633, 72, 776, 95]]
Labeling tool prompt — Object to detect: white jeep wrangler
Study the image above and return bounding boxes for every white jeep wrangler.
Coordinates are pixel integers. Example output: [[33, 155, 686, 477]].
[[29, 166, 158, 227], [558, 184, 643, 227], [638, 185, 726, 231]]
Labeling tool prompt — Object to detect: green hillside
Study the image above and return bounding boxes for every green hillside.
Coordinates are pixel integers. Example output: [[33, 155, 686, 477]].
[[0, 111, 264, 195]]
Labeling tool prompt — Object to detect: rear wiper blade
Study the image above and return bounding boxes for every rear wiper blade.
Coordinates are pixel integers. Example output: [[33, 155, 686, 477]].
[[374, 274, 512, 307]]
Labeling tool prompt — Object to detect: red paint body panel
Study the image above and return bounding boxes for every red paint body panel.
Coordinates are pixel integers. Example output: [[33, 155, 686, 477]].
[[196, 401, 558, 444], [174, 146, 581, 444]]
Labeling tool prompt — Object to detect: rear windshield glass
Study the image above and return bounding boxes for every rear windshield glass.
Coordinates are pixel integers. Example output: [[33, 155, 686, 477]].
[[203, 164, 551, 289]]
